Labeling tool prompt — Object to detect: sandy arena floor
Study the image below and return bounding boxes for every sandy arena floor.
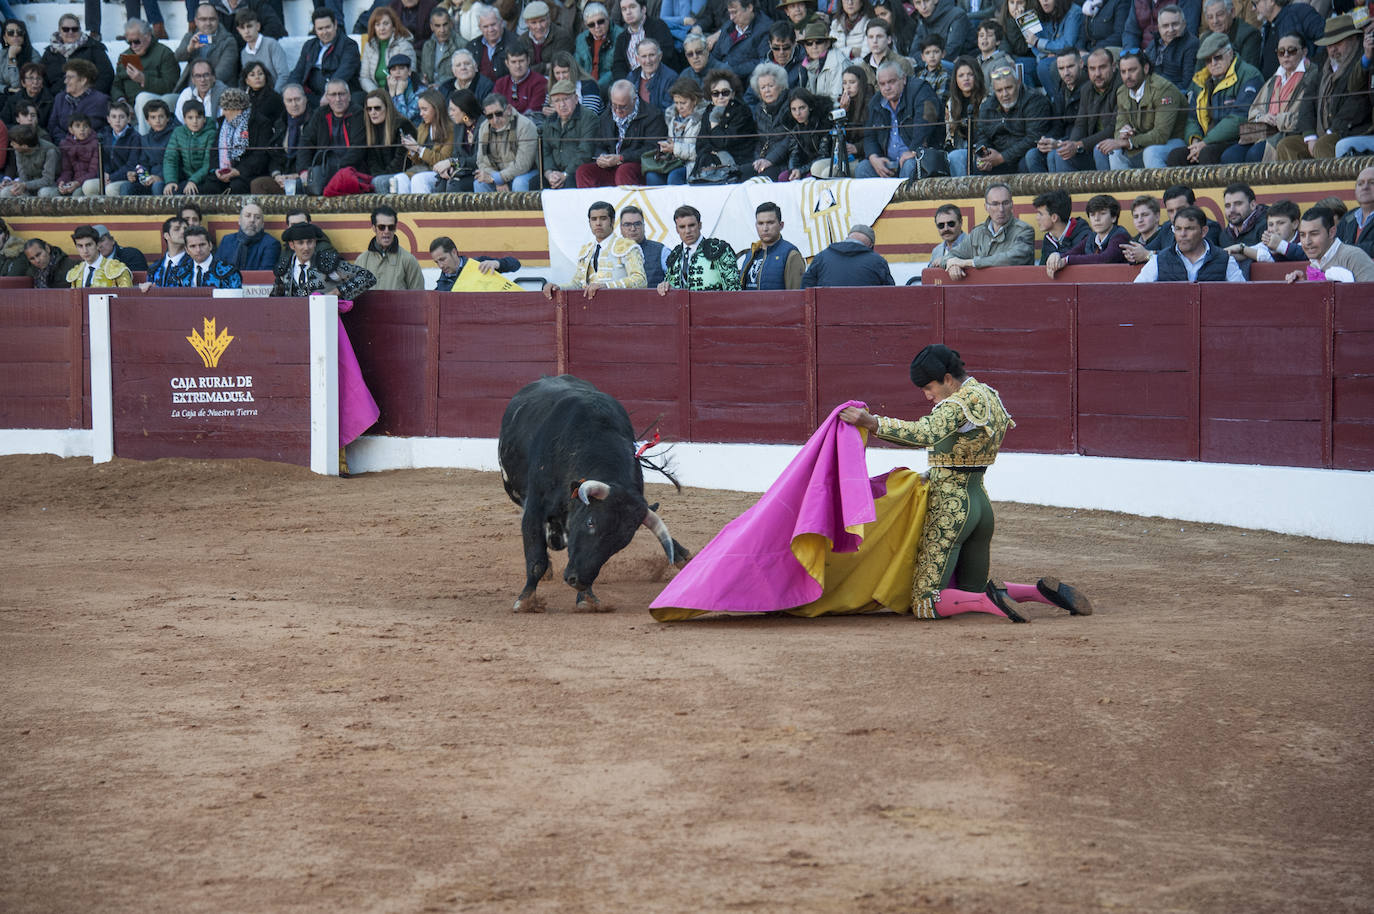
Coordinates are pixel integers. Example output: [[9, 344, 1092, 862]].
[[2, 454, 1371, 913]]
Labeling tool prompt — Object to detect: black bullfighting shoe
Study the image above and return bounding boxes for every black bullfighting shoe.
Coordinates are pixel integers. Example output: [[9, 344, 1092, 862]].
[[985, 582, 1030, 623], [1036, 577, 1093, 616]]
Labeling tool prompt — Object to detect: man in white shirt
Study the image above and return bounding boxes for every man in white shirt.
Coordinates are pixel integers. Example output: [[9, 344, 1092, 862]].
[[1134, 206, 1246, 282], [141, 216, 188, 290], [543, 201, 646, 300], [1285, 205, 1374, 284], [171, 226, 243, 288]]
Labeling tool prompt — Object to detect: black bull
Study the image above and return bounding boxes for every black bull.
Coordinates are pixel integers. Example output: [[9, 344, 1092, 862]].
[[498, 375, 690, 612]]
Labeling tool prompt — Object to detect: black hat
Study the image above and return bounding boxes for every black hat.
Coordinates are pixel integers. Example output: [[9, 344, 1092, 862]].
[[282, 223, 325, 242], [909, 344, 962, 387]]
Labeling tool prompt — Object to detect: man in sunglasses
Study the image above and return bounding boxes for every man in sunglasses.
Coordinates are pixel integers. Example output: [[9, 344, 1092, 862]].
[[1164, 32, 1260, 165], [354, 205, 424, 291], [926, 204, 967, 269]]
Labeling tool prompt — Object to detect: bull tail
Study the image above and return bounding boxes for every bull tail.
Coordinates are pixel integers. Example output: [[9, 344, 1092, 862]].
[[637, 451, 681, 492]]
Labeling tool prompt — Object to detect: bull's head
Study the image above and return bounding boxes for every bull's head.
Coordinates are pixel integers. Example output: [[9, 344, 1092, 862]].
[[565, 479, 678, 591]]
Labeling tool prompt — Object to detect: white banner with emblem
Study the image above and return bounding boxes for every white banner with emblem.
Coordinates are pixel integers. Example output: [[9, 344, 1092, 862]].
[[539, 178, 904, 283]]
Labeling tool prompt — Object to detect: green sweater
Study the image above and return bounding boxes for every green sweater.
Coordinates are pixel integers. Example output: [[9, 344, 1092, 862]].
[[162, 121, 217, 185]]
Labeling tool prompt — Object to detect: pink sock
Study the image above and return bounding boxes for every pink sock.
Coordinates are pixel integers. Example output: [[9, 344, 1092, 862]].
[[934, 588, 1008, 619], [1004, 582, 1052, 604]]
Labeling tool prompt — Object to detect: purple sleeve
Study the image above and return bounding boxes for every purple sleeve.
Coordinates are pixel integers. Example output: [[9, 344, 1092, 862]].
[[1067, 229, 1129, 265]]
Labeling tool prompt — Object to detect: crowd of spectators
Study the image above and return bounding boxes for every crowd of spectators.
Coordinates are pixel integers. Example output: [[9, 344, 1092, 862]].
[[0, 0, 1367, 198]]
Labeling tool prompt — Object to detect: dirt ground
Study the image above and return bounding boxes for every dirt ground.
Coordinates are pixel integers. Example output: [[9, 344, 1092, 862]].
[[1, 454, 1371, 914]]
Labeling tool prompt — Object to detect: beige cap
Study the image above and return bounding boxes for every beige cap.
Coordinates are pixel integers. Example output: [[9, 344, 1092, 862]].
[[523, 0, 551, 19], [548, 79, 576, 96]]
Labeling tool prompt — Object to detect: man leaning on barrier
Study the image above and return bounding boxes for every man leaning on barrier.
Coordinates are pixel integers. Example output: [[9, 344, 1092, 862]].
[[941, 182, 1035, 280], [543, 201, 646, 301], [430, 236, 522, 291], [1133, 205, 1246, 283]]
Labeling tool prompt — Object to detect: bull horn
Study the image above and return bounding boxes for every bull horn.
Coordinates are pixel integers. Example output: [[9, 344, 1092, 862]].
[[641, 509, 676, 564], [578, 480, 611, 504]]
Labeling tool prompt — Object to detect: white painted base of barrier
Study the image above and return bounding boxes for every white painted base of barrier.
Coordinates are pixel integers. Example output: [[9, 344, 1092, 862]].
[[0, 429, 93, 458], [347, 435, 1374, 544]]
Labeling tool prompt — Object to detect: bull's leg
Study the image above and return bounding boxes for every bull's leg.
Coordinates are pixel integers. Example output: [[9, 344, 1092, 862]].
[[575, 588, 612, 613], [669, 539, 692, 569], [514, 508, 551, 613]]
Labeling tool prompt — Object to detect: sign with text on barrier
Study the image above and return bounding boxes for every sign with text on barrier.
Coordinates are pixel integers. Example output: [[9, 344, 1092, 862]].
[[88, 292, 341, 475]]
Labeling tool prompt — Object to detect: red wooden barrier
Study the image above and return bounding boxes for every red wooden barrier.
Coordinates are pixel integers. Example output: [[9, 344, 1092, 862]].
[[345, 291, 435, 438], [815, 284, 941, 422], [0, 290, 85, 429], [1333, 283, 1373, 471]]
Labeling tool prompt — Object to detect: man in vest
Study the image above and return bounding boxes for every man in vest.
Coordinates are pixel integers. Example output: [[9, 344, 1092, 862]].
[[1133, 205, 1245, 282], [738, 201, 805, 290], [619, 206, 666, 287]]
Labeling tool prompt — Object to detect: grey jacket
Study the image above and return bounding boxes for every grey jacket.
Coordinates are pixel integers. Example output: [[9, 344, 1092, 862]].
[[948, 218, 1035, 267]]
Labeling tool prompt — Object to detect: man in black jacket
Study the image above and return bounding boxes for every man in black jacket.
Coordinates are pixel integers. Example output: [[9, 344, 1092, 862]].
[[24, 239, 81, 289], [288, 7, 362, 102], [855, 61, 942, 179], [574, 80, 665, 186], [969, 65, 1048, 176], [293, 80, 366, 194]]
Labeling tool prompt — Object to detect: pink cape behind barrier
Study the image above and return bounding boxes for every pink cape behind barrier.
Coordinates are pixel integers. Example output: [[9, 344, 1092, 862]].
[[337, 306, 380, 447], [650, 402, 880, 613]]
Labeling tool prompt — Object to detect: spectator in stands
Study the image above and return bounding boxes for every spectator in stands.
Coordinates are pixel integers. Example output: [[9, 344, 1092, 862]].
[[420, 8, 464, 87], [664, 0, 713, 46], [861, 18, 899, 73], [361, 8, 417, 94], [962, 65, 1047, 175], [1285, 205, 1374, 284], [142, 216, 188, 288], [1226, 197, 1304, 263], [1336, 166, 1374, 258], [547, 52, 600, 114], [355, 205, 424, 290], [95, 226, 148, 272], [1255, 0, 1323, 78], [1276, 15, 1372, 161], [655, 204, 740, 293], [747, 61, 792, 179], [1027, 0, 1082, 97], [241, 61, 285, 124], [763, 20, 804, 91], [994, 0, 1035, 83], [362, 91, 414, 192], [798, 19, 848, 101], [712, 0, 772, 79], [25, 237, 80, 289], [216, 201, 281, 272], [576, 2, 622, 93], [237, 9, 290, 93], [917, 37, 950, 101], [1165, 33, 1262, 164], [972, 21, 1013, 85], [681, 34, 712, 87], [1124, 0, 1203, 56], [100, 101, 140, 191], [614, 0, 678, 82], [161, 99, 215, 195], [777, 0, 817, 39], [48, 113, 101, 198], [169, 226, 242, 288], [433, 89, 481, 192], [802, 222, 893, 287], [0, 218, 23, 275], [577, 78, 664, 186], [68, 225, 133, 288], [1134, 204, 1245, 282], [539, 79, 596, 189], [618, 205, 666, 286], [290, 8, 362, 103], [694, 68, 756, 177], [644, 76, 704, 185], [1147, 4, 1199, 92], [1162, 183, 1222, 244], [494, 40, 548, 118], [1037, 48, 1117, 172], [1221, 30, 1314, 163], [836, 64, 872, 162], [829, 0, 872, 62], [1122, 194, 1170, 262], [41, 14, 114, 97], [1033, 189, 1090, 264], [175, 59, 226, 122], [253, 84, 309, 195], [440, 48, 494, 102], [176, 4, 240, 95], [198, 88, 272, 195], [2, 124, 58, 197], [942, 182, 1034, 279], [297, 80, 366, 194], [873, 0, 918, 51], [1024, 49, 1092, 171], [738, 201, 805, 290], [115, 98, 172, 194], [1083, 0, 1132, 52], [4, 64, 53, 130], [782, 85, 834, 177], [114, 20, 178, 133], [1098, 50, 1185, 168], [1045, 194, 1131, 276], [927, 204, 967, 267], [49, 59, 108, 139], [1217, 181, 1268, 249], [1, 19, 35, 93], [429, 235, 521, 290], [474, 4, 515, 83], [1201, 0, 1259, 70], [944, 56, 983, 166], [393, 88, 453, 192], [390, 0, 437, 48], [523, 3, 573, 77], [543, 200, 647, 299], [855, 60, 941, 178], [384, 56, 420, 120], [474, 92, 538, 191], [627, 39, 676, 111]]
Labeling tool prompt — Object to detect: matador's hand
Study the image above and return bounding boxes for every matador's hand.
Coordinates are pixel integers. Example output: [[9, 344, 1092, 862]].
[[839, 406, 877, 431]]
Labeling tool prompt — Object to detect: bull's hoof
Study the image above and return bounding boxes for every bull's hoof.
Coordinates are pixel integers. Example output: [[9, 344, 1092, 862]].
[[542, 566, 554, 582], [513, 593, 546, 613], [575, 590, 613, 613]]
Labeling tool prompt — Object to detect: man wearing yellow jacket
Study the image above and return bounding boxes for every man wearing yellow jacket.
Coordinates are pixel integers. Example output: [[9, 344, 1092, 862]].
[[66, 225, 133, 288], [1165, 32, 1263, 165]]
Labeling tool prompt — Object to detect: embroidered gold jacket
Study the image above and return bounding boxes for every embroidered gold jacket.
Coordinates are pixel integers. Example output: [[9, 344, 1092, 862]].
[[873, 377, 1014, 468]]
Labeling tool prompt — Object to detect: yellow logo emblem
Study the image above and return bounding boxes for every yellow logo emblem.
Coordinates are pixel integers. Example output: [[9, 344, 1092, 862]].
[[187, 317, 234, 368]]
